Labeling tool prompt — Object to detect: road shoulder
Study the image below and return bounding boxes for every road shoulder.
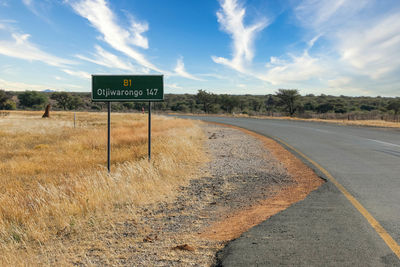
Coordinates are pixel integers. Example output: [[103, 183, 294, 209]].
[[215, 179, 400, 267]]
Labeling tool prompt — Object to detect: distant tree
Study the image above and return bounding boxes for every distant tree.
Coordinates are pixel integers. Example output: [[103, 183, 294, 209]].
[[387, 100, 400, 115], [316, 103, 334, 113], [220, 95, 239, 113], [187, 99, 196, 113], [333, 103, 347, 113], [196, 90, 214, 113], [67, 95, 83, 110], [0, 90, 10, 110], [51, 92, 72, 110], [360, 104, 375, 112], [303, 101, 316, 111], [3, 100, 16, 110], [18, 91, 48, 109], [275, 89, 300, 116], [265, 95, 275, 112], [250, 97, 263, 112]]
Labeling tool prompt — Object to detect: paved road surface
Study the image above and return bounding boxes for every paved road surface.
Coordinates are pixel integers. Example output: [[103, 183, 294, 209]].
[[179, 116, 400, 266]]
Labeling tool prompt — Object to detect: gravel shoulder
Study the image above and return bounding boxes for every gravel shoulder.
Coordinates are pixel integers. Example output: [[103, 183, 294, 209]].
[[34, 123, 323, 266], [116, 124, 295, 266]]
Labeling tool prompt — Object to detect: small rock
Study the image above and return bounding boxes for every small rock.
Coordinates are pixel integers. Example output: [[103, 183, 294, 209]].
[[173, 244, 195, 251], [143, 235, 157, 242]]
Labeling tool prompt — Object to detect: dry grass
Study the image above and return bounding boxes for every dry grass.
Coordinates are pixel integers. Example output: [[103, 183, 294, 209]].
[[0, 110, 207, 265]]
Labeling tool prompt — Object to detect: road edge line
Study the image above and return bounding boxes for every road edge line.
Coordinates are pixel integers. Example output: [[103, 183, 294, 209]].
[[274, 136, 400, 259]]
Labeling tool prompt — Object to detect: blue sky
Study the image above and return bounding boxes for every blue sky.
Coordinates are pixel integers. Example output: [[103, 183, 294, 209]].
[[0, 0, 399, 96]]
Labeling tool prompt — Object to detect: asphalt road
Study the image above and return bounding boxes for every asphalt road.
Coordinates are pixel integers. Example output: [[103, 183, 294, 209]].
[[178, 116, 400, 266]]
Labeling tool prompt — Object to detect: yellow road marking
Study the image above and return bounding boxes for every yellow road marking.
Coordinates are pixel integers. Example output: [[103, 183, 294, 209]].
[[274, 137, 400, 259]]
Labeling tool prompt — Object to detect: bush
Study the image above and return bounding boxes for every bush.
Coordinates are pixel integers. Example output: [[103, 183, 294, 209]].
[[4, 99, 16, 110], [18, 91, 48, 109]]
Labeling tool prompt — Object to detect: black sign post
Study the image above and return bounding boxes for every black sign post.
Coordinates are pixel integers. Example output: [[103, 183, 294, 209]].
[[148, 101, 151, 162], [107, 101, 111, 172], [92, 75, 164, 172]]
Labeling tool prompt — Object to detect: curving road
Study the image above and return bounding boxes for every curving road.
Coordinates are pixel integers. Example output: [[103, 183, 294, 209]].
[[179, 116, 400, 266]]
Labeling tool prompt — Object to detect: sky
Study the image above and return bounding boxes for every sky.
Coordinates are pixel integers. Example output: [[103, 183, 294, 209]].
[[0, 0, 399, 96]]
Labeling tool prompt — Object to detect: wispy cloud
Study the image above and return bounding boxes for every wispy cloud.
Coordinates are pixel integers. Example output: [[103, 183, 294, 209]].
[[328, 76, 351, 88], [22, 0, 54, 24], [336, 12, 400, 79], [174, 57, 203, 81], [294, 0, 400, 81], [212, 0, 268, 72], [0, 0, 9, 7], [0, 32, 75, 67], [62, 69, 91, 79], [0, 78, 48, 91], [295, 0, 370, 30], [68, 0, 162, 73], [261, 50, 325, 85], [76, 45, 141, 72], [165, 83, 182, 90]]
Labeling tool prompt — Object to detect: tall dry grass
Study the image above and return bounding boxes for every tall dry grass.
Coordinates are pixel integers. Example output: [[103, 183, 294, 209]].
[[0, 111, 206, 264]]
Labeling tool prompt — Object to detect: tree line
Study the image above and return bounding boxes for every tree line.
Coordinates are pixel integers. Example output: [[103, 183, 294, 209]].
[[1, 89, 399, 121]]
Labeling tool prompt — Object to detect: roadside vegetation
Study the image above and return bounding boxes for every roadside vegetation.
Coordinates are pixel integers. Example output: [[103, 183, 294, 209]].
[[0, 111, 207, 264], [1, 89, 399, 123]]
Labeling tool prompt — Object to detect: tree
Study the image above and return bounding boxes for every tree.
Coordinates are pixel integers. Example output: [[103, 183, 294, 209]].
[[18, 91, 48, 109], [265, 95, 275, 112], [67, 95, 83, 110], [3, 100, 16, 110], [387, 100, 400, 115], [316, 103, 334, 113], [50, 92, 83, 110], [0, 90, 11, 110], [220, 95, 239, 113], [196, 90, 214, 113], [275, 89, 300, 116]]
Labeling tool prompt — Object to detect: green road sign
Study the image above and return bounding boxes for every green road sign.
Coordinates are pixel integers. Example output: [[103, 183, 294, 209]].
[[92, 75, 164, 102]]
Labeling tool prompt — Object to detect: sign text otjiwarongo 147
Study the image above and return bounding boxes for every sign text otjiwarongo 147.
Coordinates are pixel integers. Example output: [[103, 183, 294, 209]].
[[91, 75, 164, 102]]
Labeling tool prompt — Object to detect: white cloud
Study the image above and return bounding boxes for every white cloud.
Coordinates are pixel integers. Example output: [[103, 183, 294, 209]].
[[0, 32, 75, 67], [125, 13, 149, 49], [198, 73, 228, 80], [0, 78, 48, 91], [174, 57, 203, 81], [76, 45, 140, 72], [261, 51, 325, 85], [22, 0, 54, 23], [291, 0, 400, 95], [62, 69, 91, 79], [165, 83, 182, 89], [294, 0, 400, 80], [69, 0, 162, 72], [22, 0, 32, 6], [337, 12, 400, 79], [328, 76, 351, 87], [295, 0, 371, 31], [212, 0, 268, 72]]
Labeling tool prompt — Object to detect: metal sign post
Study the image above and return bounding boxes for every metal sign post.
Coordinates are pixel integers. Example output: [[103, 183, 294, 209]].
[[107, 102, 111, 173], [148, 101, 151, 161], [91, 75, 164, 171]]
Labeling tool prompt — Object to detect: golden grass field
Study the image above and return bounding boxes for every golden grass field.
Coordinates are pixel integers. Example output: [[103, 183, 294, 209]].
[[0, 111, 207, 264]]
